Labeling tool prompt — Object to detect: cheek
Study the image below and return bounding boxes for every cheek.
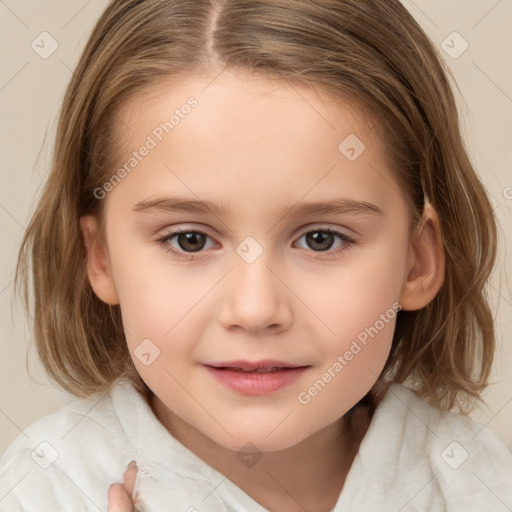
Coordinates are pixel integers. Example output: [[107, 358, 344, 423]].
[[116, 269, 204, 408], [106, 240, 210, 382], [290, 241, 405, 419], [297, 241, 407, 344], [294, 279, 402, 431], [109, 235, 207, 332], [295, 329, 394, 436]]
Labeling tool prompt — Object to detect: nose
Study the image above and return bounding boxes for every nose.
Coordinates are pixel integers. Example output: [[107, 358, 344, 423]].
[[218, 253, 293, 335]]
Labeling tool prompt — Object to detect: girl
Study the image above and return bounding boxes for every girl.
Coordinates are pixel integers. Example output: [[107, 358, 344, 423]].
[[1, 0, 511, 511]]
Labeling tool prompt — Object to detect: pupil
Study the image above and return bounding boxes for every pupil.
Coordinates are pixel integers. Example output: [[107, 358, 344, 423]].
[[306, 231, 334, 251], [178, 232, 206, 252]]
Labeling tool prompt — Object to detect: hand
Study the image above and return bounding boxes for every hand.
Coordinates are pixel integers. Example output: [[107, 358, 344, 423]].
[[108, 461, 139, 512]]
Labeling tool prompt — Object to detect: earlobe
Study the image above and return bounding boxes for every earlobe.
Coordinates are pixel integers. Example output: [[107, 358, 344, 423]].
[[399, 204, 445, 311], [79, 215, 120, 305]]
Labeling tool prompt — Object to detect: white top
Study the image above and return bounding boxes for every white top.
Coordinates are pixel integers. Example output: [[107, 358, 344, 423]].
[[1, 379, 511, 511]]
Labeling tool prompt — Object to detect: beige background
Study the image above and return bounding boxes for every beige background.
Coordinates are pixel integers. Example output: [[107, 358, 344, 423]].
[[1, 0, 511, 456]]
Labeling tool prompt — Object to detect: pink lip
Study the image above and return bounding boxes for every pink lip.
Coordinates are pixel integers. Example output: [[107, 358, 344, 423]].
[[203, 360, 310, 396]]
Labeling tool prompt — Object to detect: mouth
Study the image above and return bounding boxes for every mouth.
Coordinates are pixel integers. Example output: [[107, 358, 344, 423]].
[[205, 360, 309, 372], [203, 360, 311, 395], [214, 367, 294, 373]]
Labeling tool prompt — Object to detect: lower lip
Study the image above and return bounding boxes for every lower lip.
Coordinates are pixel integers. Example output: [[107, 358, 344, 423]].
[[204, 366, 309, 396]]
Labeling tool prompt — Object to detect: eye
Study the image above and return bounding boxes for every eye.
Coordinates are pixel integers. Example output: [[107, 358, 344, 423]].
[[294, 228, 354, 253], [158, 230, 217, 257]]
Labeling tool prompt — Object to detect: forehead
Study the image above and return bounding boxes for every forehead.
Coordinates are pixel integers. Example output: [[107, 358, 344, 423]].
[[114, 69, 376, 156], [105, 70, 404, 215]]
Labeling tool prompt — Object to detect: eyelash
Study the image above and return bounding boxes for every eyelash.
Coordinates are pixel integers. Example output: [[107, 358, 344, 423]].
[[157, 227, 356, 261]]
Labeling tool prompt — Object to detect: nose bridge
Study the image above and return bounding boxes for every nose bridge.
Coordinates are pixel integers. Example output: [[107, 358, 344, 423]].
[[218, 245, 292, 333]]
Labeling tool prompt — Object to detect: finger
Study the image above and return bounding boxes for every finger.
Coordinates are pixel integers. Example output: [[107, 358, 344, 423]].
[[108, 482, 135, 512], [123, 461, 138, 496]]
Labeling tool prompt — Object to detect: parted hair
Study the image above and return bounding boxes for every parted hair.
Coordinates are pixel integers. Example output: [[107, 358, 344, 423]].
[[16, 0, 497, 415]]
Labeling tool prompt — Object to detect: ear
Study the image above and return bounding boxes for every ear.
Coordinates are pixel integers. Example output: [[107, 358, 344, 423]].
[[399, 203, 445, 311], [80, 215, 120, 305]]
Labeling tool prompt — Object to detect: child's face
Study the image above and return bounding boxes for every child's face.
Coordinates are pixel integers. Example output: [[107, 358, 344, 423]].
[[88, 70, 419, 451]]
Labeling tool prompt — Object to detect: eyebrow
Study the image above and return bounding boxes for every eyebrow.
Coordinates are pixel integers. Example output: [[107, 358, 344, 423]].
[[133, 196, 383, 218]]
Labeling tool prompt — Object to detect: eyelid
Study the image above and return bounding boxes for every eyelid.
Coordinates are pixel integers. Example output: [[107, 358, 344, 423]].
[[290, 224, 356, 259], [293, 223, 356, 240], [158, 222, 217, 235], [157, 224, 356, 260], [157, 226, 220, 260]]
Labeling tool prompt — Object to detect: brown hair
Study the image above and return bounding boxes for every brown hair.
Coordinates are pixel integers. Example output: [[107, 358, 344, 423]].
[[16, 0, 497, 415]]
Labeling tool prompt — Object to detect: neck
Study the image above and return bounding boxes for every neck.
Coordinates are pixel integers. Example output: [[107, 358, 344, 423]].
[[150, 395, 371, 512]]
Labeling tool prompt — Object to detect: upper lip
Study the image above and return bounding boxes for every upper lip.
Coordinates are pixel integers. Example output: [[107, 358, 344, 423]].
[[205, 360, 308, 371]]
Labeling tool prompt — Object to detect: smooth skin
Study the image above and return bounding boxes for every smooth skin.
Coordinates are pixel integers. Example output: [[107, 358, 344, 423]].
[[81, 70, 445, 512]]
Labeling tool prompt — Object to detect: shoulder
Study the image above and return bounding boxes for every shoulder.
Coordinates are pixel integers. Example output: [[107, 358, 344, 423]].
[[365, 383, 512, 510], [0, 379, 138, 511], [385, 383, 512, 460]]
